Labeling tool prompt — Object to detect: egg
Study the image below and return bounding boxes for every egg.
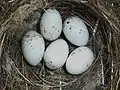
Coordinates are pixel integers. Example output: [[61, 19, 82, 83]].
[[66, 46, 94, 75], [40, 8, 62, 41], [21, 31, 45, 66], [44, 39, 69, 69], [63, 16, 89, 46]]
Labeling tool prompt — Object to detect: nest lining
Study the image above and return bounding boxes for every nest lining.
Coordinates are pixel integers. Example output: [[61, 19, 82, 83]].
[[0, 0, 119, 90]]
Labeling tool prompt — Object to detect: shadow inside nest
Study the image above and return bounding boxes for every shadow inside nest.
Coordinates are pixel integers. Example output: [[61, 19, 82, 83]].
[[0, 0, 119, 90]]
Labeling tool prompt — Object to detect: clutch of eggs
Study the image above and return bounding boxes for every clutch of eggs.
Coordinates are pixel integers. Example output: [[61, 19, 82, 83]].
[[21, 8, 94, 75]]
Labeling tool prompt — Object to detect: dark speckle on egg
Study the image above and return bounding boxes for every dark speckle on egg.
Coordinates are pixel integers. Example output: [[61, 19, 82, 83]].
[[55, 28, 57, 30], [41, 24, 43, 27], [79, 30, 82, 34], [25, 34, 30, 38], [52, 26, 55, 28], [52, 65, 55, 68], [80, 29, 82, 31], [50, 61, 52, 63], [29, 42, 31, 45], [30, 38, 32, 41], [67, 21, 70, 24], [43, 30, 46, 33], [49, 32, 52, 34], [33, 35, 36, 37], [78, 49, 82, 51]]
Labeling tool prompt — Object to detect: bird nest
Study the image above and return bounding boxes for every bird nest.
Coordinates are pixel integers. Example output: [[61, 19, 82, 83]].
[[0, 0, 120, 90]]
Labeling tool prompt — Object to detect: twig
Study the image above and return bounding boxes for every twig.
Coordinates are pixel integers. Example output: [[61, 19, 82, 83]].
[[9, 60, 34, 86], [33, 72, 56, 86], [59, 73, 62, 90], [25, 83, 28, 90], [93, 18, 99, 36], [42, 0, 48, 9], [0, 33, 6, 58], [116, 77, 120, 90], [100, 49, 105, 86], [80, 0, 88, 3], [14, 65, 34, 86], [111, 53, 114, 90], [107, 32, 114, 90], [2, 74, 10, 90], [0, 11, 15, 26], [101, 11, 120, 34], [96, 0, 120, 34], [8, 0, 15, 3], [0, 5, 5, 11], [93, 17, 100, 53], [59, 80, 62, 90]]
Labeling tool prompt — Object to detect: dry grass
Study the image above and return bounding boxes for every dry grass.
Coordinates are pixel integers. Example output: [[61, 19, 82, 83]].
[[0, 0, 120, 90]]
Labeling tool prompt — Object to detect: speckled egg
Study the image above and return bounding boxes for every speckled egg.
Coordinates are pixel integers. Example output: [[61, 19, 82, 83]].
[[40, 8, 62, 41], [44, 39, 69, 69], [63, 16, 89, 46], [21, 31, 45, 66], [66, 46, 94, 75]]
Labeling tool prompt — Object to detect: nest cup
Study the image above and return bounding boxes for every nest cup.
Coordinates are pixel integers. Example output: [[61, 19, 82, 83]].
[[0, 0, 119, 90]]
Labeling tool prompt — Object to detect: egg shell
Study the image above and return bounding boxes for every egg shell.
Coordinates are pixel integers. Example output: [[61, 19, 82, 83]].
[[44, 39, 69, 69], [21, 31, 45, 66], [63, 16, 89, 46], [66, 46, 94, 75], [40, 8, 62, 41]]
